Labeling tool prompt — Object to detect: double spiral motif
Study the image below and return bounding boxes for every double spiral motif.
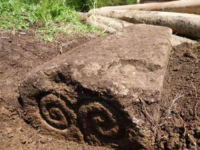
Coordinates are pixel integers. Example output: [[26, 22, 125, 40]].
[[38, 93, 126, 144]]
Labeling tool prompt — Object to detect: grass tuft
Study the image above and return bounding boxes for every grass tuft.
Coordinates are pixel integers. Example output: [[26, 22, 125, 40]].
[[0, 0, 100, 41]]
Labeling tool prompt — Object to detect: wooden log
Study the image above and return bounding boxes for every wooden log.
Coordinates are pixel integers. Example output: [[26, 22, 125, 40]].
[[138, 0, 177, 4], [94, 0, 200, 15], [87, 15, 197, 46], [87, 17, 117, 33], [89, 10, 200, 39], [87, 15, 132, 30]]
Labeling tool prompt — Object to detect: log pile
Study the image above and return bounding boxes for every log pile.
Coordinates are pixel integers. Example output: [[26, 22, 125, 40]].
[[99, 0, 200, 15], [80, 0, 200, 45], [87, 15, 196, 46]]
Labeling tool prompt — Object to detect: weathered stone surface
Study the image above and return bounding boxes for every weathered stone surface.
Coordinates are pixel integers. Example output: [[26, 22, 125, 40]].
[[19, 25, 172, 149]]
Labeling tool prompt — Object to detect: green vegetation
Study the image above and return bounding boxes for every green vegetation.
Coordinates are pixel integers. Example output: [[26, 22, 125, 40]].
[[66, 0, 136, 11], [84, 0, 137, 10], [0, 0, 136, 41], [0, 0, 98, 40]]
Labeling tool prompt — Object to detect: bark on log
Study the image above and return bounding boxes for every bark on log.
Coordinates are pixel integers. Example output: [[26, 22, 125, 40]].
[[87, 15, 197, 46], [138, 0, 177, 4], [19, 25, 172, 149], [89, 10, 200, 39], [96, 0, 200, 15], [87, 16, 117, 33], [87, 15, 132, 31]]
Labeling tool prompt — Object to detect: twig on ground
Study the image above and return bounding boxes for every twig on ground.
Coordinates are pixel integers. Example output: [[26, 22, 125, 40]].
[[194, 101, 200, 121], [191, 82, 198, 98], [165, 93, 184, 119], [139, 98, 156, 127]]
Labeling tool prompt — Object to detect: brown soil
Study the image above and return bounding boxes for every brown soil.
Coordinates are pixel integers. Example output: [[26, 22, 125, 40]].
[[159, 43, 200, 150], [0, 30, 199, 150]]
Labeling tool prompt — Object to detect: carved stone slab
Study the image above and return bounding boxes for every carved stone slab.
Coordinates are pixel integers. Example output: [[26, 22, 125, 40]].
[[19, 25, 172, 149]]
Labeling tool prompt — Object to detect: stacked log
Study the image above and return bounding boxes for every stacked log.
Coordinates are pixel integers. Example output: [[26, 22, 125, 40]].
[[88, 10, 200, 39], [81, 0, 200, 41], [86, 15, 197, 46], [87, 15, 132, 33], [98, 0, 200, 15], [138, 0, 177, 4]]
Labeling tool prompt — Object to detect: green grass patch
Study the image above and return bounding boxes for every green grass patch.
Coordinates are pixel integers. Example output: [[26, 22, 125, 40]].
[[66, 0, 137, 11], [0, 0, 136, 41], [0, 0, 100, 41], [85, 0, 137, 10]]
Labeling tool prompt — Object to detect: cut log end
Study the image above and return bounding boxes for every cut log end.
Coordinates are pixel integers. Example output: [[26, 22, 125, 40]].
[[86, 15, 197, 46], [89, 9, 200, 39]]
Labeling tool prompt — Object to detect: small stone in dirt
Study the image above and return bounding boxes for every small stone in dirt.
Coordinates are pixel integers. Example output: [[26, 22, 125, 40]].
[[40, 138, 47, 144], [17, 127, 23, 132], [1, 106, 10, 116], [21, 139, 27, 144], [183, 49, 197, 59], [8, 133, 14, 138], [19, 32, 26, 35], [6, 127, 13, 134]]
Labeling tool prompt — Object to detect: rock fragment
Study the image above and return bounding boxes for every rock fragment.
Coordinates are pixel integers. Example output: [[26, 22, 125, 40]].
[[19, 25, 172, 149]]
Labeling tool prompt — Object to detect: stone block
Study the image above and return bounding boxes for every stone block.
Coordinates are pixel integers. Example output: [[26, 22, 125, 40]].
[[19, 25, 172, 149]]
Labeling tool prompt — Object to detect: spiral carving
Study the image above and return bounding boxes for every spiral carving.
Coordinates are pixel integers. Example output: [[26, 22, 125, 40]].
[[39, 94, 76, 130], [78, 101, 125, 143]]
